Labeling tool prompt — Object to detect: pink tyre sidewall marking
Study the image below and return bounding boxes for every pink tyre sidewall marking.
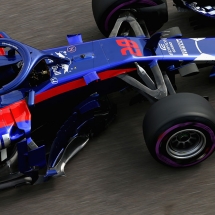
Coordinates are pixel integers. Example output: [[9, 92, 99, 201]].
[[155, 122, 215, 167], [105, 0, 157, 31]]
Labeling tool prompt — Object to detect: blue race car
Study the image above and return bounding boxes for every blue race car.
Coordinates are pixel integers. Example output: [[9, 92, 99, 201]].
[[173, 0, 215, 19], [1, 0, 215, 189]]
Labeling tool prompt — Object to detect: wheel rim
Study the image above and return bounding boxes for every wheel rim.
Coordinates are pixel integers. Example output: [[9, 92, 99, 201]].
[[166, 129, 206, 160]]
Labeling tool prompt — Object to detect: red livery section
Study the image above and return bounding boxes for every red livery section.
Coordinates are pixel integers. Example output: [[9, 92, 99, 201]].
[[116, 38, 143, 57], [0, 100, 31, 129], [0, 34, 5, 56], [35, 68, 136, 103]]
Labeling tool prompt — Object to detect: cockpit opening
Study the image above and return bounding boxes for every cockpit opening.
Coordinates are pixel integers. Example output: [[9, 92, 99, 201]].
[[28, 60, 51, 87]]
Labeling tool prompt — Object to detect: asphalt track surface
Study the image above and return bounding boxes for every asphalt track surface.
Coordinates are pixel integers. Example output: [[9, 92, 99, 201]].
[[0, 1, 215, 215]]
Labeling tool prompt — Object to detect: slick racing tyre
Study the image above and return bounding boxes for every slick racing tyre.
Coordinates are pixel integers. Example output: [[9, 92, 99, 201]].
[[92, 0, 168, 37], [143, 93, 215, 167]]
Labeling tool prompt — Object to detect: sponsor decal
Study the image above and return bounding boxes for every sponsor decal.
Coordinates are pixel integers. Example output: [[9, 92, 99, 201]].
[[159, 43, 166, 51], [169, 42, 176, 53], [52, 50, 72, 74], [67, 45, 76, 53], [176, 39, 188, 56], [55, 51, 67, 58], [159, 40, 176, 55], [190, 38, 205, 54], [61, 64, 69, 74], [52, 64, 70, 75], [52, 66, 62, 76], [50, 77, 58, 84]]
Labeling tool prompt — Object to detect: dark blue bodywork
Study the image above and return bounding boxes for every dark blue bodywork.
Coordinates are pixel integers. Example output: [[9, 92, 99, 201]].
[[1, 30, 215, 185]]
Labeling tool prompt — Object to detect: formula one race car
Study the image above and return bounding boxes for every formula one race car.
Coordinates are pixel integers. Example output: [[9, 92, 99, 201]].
[[173, 0, 215, 19], [1, 0, 215, 189]]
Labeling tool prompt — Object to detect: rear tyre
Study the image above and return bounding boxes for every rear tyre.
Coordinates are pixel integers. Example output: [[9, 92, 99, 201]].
[[143, 93, 215, 167], [92, 0, 168, 37]]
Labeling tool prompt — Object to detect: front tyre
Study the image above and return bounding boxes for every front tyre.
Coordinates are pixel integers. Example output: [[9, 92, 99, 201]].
[[143, 93, 215, 167]]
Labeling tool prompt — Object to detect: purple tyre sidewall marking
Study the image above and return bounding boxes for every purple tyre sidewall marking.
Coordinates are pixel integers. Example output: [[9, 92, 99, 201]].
[[104, 0, 157, 31], [155, 122, 215, 167]]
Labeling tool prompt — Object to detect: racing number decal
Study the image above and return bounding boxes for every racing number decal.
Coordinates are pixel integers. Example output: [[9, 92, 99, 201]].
[[116, 39, 143, 57]]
